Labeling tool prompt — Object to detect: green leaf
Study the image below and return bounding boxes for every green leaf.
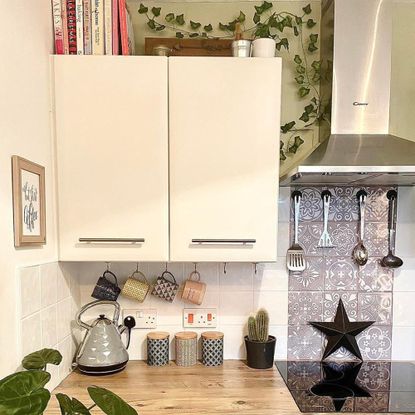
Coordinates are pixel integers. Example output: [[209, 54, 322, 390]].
[[189, 32, 199, 37], [175, 14, 185, 25], [147, 20, 156, 30], [0, 371, 51, 415], [296, 65, 306, 74], [294, 54, 302, 64], [204, 24, 213, 32], [309, 33, 318, 43], [254, 23, 270, 38], [56, 394, 91, 415], [254, 4, 264, 15], [175, 32, 184, 38], [280, 149, 287, 161], [88, 386, 138, 415], [165, 13, 175, 22], [308, 43, 318, 52], [276, 38, 289, 51], [282, 16, 293, 28], [295, 16, 302, 25], [190, 20, 201, 29], [227, 20, 236, 31], [138, 3, 148, 14], [307, 18, 316, 28], [156, 24, 166, 31], [305, 104, 314, 114], [151, 7, 161, 17], [253, 13, 260, 24], [311, 60, 321, 70], [302, 4, 312, 14], [263, 1, 273, 11], [312, 72, 321, 82], [238, 11, 246, 23], [22, 349, 62, 370], [281, 121, 296, 134], [288, 136, 305, 154], [294, 26, 299, 36], [299, 87, 310, 98], [295, 75, 304, 84], [311, 97, 318, 104], [299, 112, 310, 122], [219, 22, 228, 31]]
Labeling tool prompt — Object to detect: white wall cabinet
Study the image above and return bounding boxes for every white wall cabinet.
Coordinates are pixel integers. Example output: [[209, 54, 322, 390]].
[[169, 58, 281, 262], [53, 56, 169, 261]]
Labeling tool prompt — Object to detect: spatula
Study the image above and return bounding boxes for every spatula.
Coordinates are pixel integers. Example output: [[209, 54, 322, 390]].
[[287, 191, 306, 272]]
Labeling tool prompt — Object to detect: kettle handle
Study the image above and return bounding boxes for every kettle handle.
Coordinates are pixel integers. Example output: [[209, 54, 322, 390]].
[[76, 300, 121, 330]]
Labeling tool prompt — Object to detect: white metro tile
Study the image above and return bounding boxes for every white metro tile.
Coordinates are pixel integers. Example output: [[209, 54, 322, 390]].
[[396, 188, 415, 257], [19, 266, 41, 318], [150, 295, 184, 326], [254, 259, 288, 291], [394, 258, 415, 292], [46, 360, 60, 391], [219, 291, 253, 325], [269, 325, 288, 360], [182, 290, 219, 310], [253, 291, 288, 325], [41, 304, 57, 348], [219, 263, 254, 292], [40, 262, 58, 308], [57, 336, 73, 381], [184, 262, 219, 290], [278, 187, 291, 223], [277, 222, 290, 257], [392, 326, 415, 360], [220, 325, 247, 359], [57, 298, 73, 342], [57, 263, 72, 302], [128, 328, 153, 360], [393, 292, 415, 326], [21, 312, 42, 358]]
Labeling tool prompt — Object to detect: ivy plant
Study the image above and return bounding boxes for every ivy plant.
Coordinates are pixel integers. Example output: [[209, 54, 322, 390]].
[[0, 348, 138, 415], [138, 1, 331, 160]]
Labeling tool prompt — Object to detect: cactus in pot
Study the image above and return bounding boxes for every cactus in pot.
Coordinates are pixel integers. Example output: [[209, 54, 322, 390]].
[[248, 309, 269, 342]]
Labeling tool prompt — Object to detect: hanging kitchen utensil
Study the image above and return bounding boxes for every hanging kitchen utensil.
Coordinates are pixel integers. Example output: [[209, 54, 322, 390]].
[[182, 264, 206, 305], [352, 190, 369, 266], [121, 264, 150, 302], [75, 300, 129, 375], [151, 268, 179, 303], [381, 190, 403, 268], [287, 190, 306, 272], [318, 190, 334, 249], [91, 267, 121, 302]]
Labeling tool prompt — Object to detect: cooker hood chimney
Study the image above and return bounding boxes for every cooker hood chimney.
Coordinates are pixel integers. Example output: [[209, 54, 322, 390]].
[[280, 0, 415, 186]]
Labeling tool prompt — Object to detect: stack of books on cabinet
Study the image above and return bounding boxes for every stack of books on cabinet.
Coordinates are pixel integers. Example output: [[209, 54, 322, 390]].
[[51, 0, 135, 55]]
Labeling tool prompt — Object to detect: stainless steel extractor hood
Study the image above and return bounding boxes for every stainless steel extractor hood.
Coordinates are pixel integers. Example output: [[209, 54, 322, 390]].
[[280, 0, 415, 187]]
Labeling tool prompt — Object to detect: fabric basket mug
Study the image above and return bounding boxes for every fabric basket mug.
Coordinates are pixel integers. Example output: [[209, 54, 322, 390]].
[[151, 271, 179, 303], [91, 270, 121, 301], [182, 270, 206, 305], [121, 270, 150, 303]]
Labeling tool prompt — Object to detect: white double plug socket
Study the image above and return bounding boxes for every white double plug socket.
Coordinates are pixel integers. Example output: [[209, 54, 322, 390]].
[[122, 309, 157, 329], [183, 308, 217, 328]]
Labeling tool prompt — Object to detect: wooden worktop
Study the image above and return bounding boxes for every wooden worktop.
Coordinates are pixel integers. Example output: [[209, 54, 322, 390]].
[[46, 361, 404, 414]]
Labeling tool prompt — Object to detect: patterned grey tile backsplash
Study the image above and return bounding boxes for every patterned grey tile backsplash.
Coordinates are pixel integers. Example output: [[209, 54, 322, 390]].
[[287, 186, 395, 361]]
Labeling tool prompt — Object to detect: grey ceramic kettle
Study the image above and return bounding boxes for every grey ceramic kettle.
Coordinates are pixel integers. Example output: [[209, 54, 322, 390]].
[[75, 300, 129, 375]]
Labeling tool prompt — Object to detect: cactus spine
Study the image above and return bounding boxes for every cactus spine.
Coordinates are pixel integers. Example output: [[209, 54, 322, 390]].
[[247, 309, 270, 342]]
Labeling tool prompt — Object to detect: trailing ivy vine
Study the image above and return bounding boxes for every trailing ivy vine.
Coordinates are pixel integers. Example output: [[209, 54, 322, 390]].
[[138, 1, 331, 160]]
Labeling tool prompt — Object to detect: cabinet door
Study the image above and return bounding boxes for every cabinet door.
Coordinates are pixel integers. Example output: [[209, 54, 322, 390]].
[[169, 57, 281, 262], [53, 56, 169, 261]]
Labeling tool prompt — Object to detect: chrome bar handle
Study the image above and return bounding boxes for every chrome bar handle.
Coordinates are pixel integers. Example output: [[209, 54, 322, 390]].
[[191, 239, 256, 244], [79, 238, 145, 243]]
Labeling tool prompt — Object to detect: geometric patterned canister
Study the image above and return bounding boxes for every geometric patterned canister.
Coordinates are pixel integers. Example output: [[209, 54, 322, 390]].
[[147, 332, 170, 366], [175, 332, 198, 367], [201, 331, 224, 367]]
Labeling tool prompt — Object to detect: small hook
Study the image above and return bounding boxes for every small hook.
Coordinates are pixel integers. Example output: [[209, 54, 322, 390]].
[[106, 262, 110, 271], [254, 263, 258, 274], [136, 262, 139, 272], [165, 262, 168, 272], [223, 262, 227, 274], [194, 262, 197, 272]]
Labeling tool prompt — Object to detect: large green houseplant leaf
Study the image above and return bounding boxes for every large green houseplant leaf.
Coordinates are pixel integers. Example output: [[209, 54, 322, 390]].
[[88, 386, 137, 415], [56, 393, 92, 415], [22, 348, 62, 370], [0, 370, 51, 415]]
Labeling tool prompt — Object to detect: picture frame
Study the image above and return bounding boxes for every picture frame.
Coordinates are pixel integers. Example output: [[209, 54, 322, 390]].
[[12, 156, 46, 247]]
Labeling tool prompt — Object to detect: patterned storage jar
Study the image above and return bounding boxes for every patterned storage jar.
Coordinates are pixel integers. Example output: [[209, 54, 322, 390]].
[[147, 332, 170, 366], [202, 331, 224, 367], [175, 332, 197, 367]]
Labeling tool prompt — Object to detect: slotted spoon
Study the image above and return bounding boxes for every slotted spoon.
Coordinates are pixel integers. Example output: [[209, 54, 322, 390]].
[[318, 190, 334, 249], [287, 191, 306, 272]]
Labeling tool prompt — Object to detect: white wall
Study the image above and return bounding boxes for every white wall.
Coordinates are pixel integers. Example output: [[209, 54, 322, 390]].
[[0, 0, 56, 377]]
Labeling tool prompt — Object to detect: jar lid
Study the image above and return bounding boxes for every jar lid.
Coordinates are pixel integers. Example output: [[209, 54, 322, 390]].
[[175, 331, 197, 340], [147, 331, 169, 340], [202, 331, 224, 339]]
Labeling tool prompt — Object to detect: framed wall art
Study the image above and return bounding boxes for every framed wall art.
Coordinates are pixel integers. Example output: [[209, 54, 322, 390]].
[[12, 156, 46, 247]]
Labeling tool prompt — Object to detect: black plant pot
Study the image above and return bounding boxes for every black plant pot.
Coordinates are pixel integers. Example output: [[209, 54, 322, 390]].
[[244, 335, 276, 369]]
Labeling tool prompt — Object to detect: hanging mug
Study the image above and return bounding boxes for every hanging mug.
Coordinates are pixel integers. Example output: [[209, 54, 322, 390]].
[[91, 270, 121, 301], [151, 271, 179, 303], [121, 270, 150, 303], [182, 270, 206, 305]]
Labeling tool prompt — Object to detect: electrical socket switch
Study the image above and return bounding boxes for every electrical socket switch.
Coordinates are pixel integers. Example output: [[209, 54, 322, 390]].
[[122, 309, 157, 329], [183, 308, 217, 328]]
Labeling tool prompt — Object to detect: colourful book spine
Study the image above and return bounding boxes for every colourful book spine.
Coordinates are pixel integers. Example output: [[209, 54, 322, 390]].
[[112, 0, 119, 55], [83, 0, 92, 54], [51, 0, 64, 54], [104, 0, 112, 55], [67, 0, 77, 54], [61, 0, 70, 54], [76, 0, 84, 54], [118, 0, 128, 55], [91, 0, 104, 55]]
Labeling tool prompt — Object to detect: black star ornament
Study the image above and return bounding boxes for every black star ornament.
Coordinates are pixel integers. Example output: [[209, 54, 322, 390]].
[[309, 299, 375, 361]]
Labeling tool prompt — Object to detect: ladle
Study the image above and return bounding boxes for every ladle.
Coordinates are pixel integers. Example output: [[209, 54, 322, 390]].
[[352, 190, 368, 266]]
